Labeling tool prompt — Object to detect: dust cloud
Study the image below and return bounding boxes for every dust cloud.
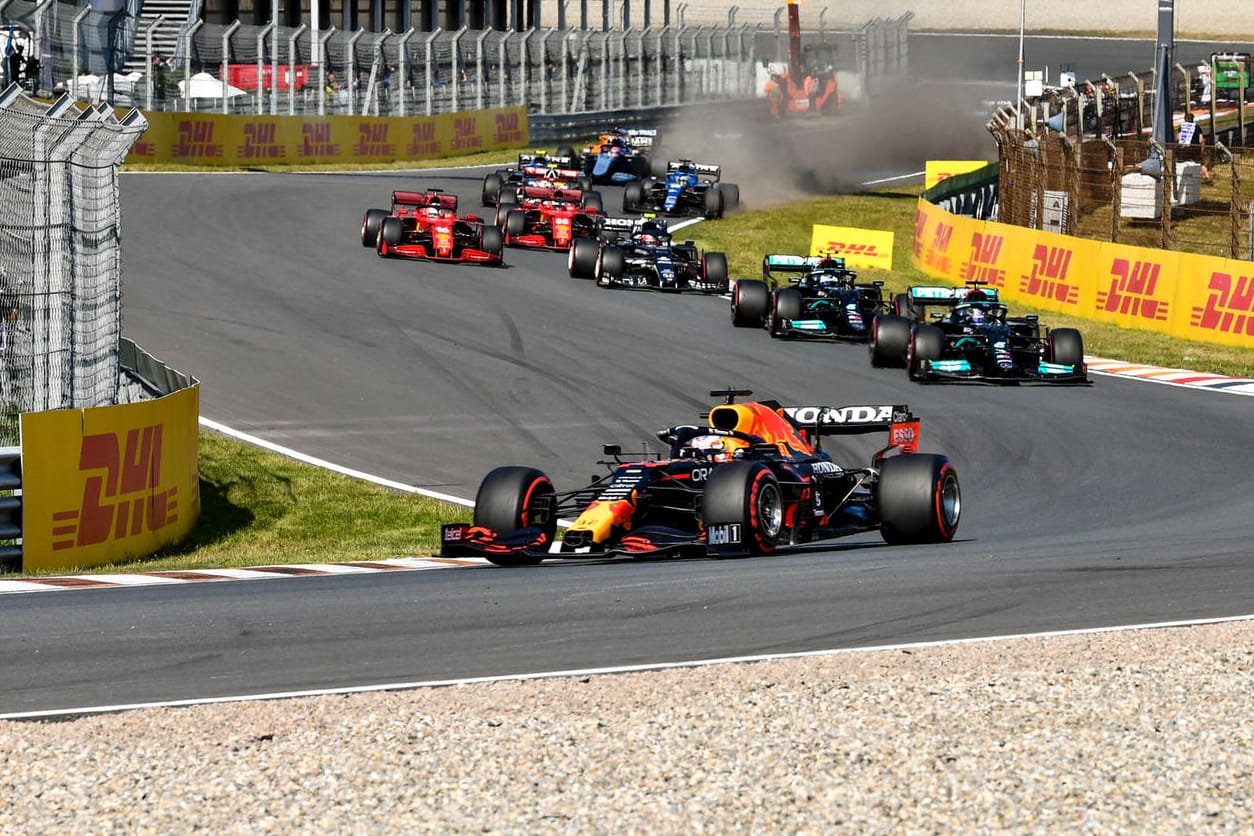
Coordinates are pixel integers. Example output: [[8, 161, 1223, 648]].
[[655, 79, 997, 208]]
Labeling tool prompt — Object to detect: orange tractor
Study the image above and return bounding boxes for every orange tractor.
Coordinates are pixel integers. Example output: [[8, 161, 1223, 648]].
[[766, 0, 840, 118]]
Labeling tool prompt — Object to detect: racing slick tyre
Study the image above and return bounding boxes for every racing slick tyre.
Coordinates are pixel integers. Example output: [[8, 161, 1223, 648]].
[[703, 186, 725, 219], [577, 176, 593, 193], [703, 462, 784, 557], [481, 173, 504, 207], [870, 315, 911, 368], [595, 245, 625, 286], [361, 209, 388, 247], [568, 237, 601, 279], [907, 324, 945, 381], [497, 186, 519, 208], [701, 251, 729, 292], [719, 183, 741, 214], [581, 191, 604, 214], [877, 454, 961, 545], [731, 279, 770, 327], [622, 181, 645, 213], [1047, 328, 1085, 367], [503, 209, 528, 239], [473, 466, 556, 567], [768, 288, 804, 336], [557, 145, 577, 160], [480, 224, 505, 258], [379, 216, 405, 248]]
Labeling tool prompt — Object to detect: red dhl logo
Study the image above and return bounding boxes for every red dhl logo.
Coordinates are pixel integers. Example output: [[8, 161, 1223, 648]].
[[959, 232, 1006, 287], [494, 111, 526, 143], [1098, 258, 1169, 321], [824, 242, 881, 257], [1191, 272, 1254, 336], [173, 121, 223, 158], [353, 123, 396, 157], [300, 122, 340, 157], [1020, 244, 1079, 305], [932, 222, 953, 253], [453, 116, 484, 150], [52, 426, 178, 550], [238, 122, 287, 159], [408, 121, 440, 156], [912, 209, 928, 257]]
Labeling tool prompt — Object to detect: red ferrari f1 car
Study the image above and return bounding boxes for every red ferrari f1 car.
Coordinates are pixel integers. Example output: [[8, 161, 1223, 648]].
[[361, 189, 503, 265], [441, 389, 961, 566], [499, 197, 602, 250]]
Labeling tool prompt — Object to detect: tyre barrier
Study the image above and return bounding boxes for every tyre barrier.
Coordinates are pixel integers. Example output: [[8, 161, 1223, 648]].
[[0, 447, 21, 573]]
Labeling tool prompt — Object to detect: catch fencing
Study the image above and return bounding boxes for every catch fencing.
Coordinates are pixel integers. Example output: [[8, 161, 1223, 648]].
[[989, 119, 1254, 261], [0, 84, 147, 445], [1, 0, 912, 117]]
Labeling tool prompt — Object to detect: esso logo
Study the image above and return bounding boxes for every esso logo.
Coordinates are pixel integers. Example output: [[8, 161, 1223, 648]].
[[891, 426, 917, 445]]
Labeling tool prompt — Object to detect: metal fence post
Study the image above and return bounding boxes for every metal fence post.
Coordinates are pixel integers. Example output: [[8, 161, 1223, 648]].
[[71, 6, 90, 102], [346, 29, 364, 114], [540, 28, 557, 113], [475, 27, 491, 111], [518, 29, 533, 108], [397, 27, 414, 117], [182, 20, 203, 112], [287, 23, 307, 115], [499, 30, 512, 110], [143, 15, 165, 111], [451, 26, 467, 113], [255, 23, 274, 115], [221, 20, 241, 114], [318, 26, 336, 116], [423, 29, 440, 116]]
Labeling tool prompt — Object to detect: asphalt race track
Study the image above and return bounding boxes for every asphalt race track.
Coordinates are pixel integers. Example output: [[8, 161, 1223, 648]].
[[2, 37, 1253, 714]]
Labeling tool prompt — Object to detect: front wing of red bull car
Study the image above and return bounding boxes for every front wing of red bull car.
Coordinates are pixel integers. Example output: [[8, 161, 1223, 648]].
[[441, 390, 961, 566]]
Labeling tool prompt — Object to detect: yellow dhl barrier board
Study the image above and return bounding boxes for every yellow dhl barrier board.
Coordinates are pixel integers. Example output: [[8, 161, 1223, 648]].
[[20, 385, 201, 572], [125, 107, 528, 166], [925, 160, 991, 190], [912, 196, 1254, 348], [809, 224, 894, 270]]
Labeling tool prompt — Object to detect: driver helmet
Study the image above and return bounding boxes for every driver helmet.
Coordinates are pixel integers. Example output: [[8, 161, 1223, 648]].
[[967, 305, 986, 325], [686, 434, 748, 463], [639, 233, 657, 247]]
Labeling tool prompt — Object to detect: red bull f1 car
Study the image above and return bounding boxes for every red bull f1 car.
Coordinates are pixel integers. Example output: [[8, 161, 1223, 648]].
[[869, 282, 1088, 383], [361, 189, 503, 265], [440, 389, 961, 565], [731, 254, 886, 340]]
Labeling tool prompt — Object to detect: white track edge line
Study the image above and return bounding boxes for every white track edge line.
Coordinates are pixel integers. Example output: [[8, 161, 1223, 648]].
[[4, 613, 1251, 721]]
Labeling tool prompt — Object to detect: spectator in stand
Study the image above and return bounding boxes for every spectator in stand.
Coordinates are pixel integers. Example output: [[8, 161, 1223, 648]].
[[325, 70, 346, 109]]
